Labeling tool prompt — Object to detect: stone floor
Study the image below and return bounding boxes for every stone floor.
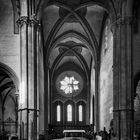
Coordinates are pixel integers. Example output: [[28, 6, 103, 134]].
[[53, 137, 89, 140]]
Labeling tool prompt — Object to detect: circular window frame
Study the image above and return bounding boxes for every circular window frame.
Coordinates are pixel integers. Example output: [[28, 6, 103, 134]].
[[56, 71, 83, 97]]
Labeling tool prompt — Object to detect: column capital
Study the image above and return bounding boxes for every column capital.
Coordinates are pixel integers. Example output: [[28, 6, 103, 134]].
[[28, 16, 40, 27], [16, 16, 28, 27], [110, 16, 134, 33], [17, 16, 40, 28], [117, 16, 133, 25]]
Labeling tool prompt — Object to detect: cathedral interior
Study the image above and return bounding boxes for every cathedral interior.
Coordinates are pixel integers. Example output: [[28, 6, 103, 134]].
[[0, 0, 140, 140]]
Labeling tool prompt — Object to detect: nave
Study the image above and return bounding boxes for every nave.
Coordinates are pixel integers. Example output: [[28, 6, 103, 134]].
[[0, 0, 140, 140]]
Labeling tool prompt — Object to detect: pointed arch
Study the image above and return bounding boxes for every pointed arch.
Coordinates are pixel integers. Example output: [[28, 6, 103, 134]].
[[47, 30, 92, 59], [44, 3, 99, 65], [51, 47, 89, 80], [0, 62, 19, 91]]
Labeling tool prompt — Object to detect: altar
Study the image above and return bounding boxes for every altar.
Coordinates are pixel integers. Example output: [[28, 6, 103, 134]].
[[63, 130, 85, 137]]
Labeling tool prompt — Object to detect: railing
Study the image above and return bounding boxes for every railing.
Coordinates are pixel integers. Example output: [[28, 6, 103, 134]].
[[0, 122, 16, 133], [0, 122, 17, 140]]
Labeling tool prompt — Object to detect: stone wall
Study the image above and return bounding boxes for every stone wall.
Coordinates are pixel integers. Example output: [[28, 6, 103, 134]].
[[52, 62, 89, 124], [133, 7, 140, 76], [0, 0, 20, 79], [99, 19, 113, 131], [0, 1, 19, 134], [133, 5, 140, 137], [134, 81, 140, 132]]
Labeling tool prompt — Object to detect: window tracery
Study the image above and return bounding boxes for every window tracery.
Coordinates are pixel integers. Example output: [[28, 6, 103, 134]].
[[56, 71, 83, 97], [60, 76, 79, 94]]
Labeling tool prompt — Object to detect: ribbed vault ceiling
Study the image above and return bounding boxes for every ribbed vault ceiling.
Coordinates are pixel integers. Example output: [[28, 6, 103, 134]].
[[0, 71, 16, 107], [41, 0, 112, 76]]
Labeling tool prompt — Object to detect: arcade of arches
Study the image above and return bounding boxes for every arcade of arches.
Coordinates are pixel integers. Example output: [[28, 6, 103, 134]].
[[0, 0, 140, 140]]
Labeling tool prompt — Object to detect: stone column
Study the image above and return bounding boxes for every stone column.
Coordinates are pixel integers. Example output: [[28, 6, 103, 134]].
[[27, 17, 39, 140], [17, 1, 29, 139], [44, 67, 50, 139], [17, 0, 39, 139], [86, 76, 90, 125], [17, 15, 28, 140], [37, 26, 45, 138], [95, 61, 100, 131], [36, 24, 40, 140], [112, 16, 133, 140]]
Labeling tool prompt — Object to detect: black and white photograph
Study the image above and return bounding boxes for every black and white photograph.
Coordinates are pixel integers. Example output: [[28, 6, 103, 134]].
[[0, 0, 139, 140]]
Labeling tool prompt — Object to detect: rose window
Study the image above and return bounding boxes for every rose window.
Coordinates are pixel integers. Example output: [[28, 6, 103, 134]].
[[56, 71, 83, 96], [60, 76, 79, 94]]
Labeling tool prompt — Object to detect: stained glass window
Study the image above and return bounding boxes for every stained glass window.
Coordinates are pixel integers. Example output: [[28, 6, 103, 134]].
[[57, 105, 61, 122], [67, 104, 72, 122], [60, 76, 79, 94], [56, 71, 83, 97], [79, 105, 83, 122]]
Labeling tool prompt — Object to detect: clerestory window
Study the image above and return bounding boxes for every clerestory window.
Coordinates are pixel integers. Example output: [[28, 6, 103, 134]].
[[57, 105, 61, 122], [78, 105, 83, 122], [67, 104, 72, 122]]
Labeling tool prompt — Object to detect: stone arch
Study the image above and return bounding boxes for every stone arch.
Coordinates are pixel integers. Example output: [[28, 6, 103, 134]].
[[53, 100, 64, 124], [64, 100, 75, 124], [0, 63, 19, 134], [134, 71, 140, 138], [76, 100, 86, 124], [0, 62, 19, 91], [134, 70, 140, 94]]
